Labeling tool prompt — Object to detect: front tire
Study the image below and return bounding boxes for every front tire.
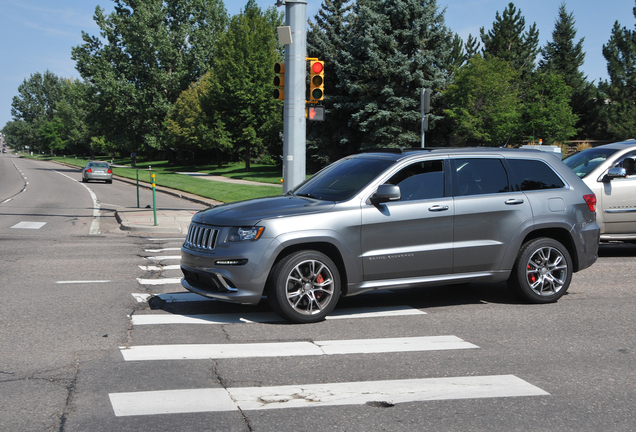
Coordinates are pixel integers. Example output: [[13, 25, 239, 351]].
[[507, 238, 572, 303], [267, 250, 341, 323]]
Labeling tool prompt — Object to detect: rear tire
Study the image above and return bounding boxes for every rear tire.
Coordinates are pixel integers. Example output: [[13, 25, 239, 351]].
[[507, 238, 572, 303], [267, 250, 341, 323]]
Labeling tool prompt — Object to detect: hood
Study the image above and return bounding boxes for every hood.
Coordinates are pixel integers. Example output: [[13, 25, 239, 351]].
[[192, 195, 336, 226]]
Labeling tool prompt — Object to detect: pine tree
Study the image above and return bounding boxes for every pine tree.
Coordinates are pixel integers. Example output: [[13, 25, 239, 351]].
[[480, 2, 539, 75], [306, 0, 356, 168], [539, 3, 596, 138], [336, 0, 453, 149], [599, 3, 636, 140]]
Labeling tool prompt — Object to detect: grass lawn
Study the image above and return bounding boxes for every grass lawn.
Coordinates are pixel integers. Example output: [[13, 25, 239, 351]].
[[30, 155, 285, 203]]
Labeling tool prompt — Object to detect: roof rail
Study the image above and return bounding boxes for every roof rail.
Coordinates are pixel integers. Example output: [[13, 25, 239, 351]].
[[359, 147, 434, 154]]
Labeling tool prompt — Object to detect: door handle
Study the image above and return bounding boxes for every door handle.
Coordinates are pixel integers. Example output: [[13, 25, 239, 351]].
[[505, 198, 525, 205], [428, 205, 449, 212]]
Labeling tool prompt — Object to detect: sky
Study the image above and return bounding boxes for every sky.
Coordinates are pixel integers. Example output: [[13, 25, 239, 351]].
[[1, 0, 634, 130]]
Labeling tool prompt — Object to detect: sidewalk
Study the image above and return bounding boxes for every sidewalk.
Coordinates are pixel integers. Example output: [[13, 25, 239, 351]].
[[116, 207, 201, 234]]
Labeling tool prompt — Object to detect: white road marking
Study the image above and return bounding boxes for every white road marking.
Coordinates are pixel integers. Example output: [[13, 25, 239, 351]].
[[55, 170, 101, 235], [147, 238, 186, 242], [56, 280, 111, 284], [136, 277, 182, 285], [132, 293, 152, 303], [131, 292, 213, 303], [120, 336, 477, 361], [11, 222, 46, 229], [144, 248, 182, 253], [139, 264, 181, 271], [109, 375, 549, 416], [144, 255, 181, 261], [131, 305, 425, 325]]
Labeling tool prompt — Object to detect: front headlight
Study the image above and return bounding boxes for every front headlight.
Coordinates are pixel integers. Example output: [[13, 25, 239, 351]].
[[227, 226, 265, 242]]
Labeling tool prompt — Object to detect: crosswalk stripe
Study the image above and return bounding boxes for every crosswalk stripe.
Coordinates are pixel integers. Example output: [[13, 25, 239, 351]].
[[144, 255, 180, 261], [136, 277, 182, 285], [120, 336, 477, 361], [109, 374, 549, 416], [131, 305, 425, 325], [144, 248, 182, 252], [139, 264, 181, 271]]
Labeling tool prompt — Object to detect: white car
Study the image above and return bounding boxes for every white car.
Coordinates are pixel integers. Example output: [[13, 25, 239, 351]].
[[564, 140, 636, 241]]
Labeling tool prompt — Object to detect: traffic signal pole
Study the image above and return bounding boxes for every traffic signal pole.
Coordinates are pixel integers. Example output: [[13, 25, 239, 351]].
[[277, 0, 307, 193]]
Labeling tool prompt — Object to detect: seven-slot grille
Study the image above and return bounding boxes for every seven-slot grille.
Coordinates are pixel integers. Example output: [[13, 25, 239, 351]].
[[185, 223, 218, 250]]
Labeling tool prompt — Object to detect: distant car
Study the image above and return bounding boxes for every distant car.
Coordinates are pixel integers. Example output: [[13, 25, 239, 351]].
[[564, 140, 636, 241], [181, 147, 600, 323], [82, 161, 112, 183]]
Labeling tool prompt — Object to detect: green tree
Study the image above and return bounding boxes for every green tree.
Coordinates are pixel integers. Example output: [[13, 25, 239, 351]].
[[9, 70, 65, 152], [443, 55, 521, 146], [539, 3, 596, 138], [599, 2, 636, 140], [521, 71, 577, 144], [480, 2, 539, 75], [201, 0, 283, 171], [335, 0, 453, 149], [72, 0, 228, 154], [39, 118, 66, 156], [165, 72, 232, 167]]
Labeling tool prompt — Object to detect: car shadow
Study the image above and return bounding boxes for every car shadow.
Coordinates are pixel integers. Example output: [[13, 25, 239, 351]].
[[148, 281, 522, 321], [598, 242, 636, 258]]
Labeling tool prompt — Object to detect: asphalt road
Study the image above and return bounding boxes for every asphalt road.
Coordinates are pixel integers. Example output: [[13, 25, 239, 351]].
[[1, 155, 635, 431]]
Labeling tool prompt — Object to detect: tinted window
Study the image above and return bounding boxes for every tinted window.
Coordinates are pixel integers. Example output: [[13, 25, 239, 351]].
[[563, 147, 620, 178], [507, 159, 565, 191], [452, 158, 510, 196], [292, 156, 394, 201], [387, 160, 444, 201]]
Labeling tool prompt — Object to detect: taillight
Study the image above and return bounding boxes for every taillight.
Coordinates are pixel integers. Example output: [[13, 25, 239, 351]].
[[583, 194, 596, 212], [86, 168, 92, 173], [107, 169, 112, 173]]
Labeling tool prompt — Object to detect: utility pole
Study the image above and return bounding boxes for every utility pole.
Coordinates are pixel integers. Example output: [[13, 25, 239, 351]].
[[277, 0, 307, 193]]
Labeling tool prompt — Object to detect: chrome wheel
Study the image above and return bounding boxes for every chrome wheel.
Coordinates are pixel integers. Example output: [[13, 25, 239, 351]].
[[525, 246, 568, 296], [285, 259, 335, 316], [268, 250, 341, 323], [507, 237, 572, 304]]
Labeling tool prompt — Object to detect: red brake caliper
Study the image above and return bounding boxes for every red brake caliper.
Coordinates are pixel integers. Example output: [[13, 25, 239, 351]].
[[527, 265, 536, 284], [315, 274, 324, 300]]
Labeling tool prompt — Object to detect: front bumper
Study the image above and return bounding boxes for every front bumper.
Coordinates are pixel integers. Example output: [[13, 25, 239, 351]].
[[180, 231, 281, 305], [181, 266, 262, 304]]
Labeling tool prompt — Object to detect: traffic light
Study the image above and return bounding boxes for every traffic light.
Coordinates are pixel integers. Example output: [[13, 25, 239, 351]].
[[273, 62, 285, 100], [309, 60, 324, 101]]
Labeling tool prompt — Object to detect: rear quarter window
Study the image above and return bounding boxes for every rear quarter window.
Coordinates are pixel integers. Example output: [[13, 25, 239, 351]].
[[507, 159, 565, 191]]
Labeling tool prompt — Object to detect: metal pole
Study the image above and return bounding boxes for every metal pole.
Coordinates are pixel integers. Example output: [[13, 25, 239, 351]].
[[151, 172, 157, 226], [278, 0, 307, 193], [136, 169, 140, 208]]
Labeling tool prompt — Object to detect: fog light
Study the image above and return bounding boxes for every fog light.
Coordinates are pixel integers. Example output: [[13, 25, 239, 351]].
[[215, 259, 248, 266]]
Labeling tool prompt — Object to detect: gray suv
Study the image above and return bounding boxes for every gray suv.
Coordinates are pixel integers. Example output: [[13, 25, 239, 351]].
[[181, 148, 600, 323]]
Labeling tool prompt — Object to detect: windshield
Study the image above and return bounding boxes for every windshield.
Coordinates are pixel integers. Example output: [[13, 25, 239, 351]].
[[291, 156, 395, 201], [563, 147, 620, 178]]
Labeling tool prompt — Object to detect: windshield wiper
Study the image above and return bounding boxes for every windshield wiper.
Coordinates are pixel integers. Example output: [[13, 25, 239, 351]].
[[296, 192, 319, 199]]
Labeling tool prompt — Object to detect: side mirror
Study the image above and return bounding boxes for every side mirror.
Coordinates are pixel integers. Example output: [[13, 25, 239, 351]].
[[605, 167, 627, 181], [369, 184, 401, 205]]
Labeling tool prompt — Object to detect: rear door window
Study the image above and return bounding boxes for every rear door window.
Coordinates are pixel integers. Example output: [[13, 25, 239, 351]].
[[451, 158, 511, 196]]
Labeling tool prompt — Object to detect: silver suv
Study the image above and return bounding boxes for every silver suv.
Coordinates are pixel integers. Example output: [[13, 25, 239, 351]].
[[181, 148, 600, 323]]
